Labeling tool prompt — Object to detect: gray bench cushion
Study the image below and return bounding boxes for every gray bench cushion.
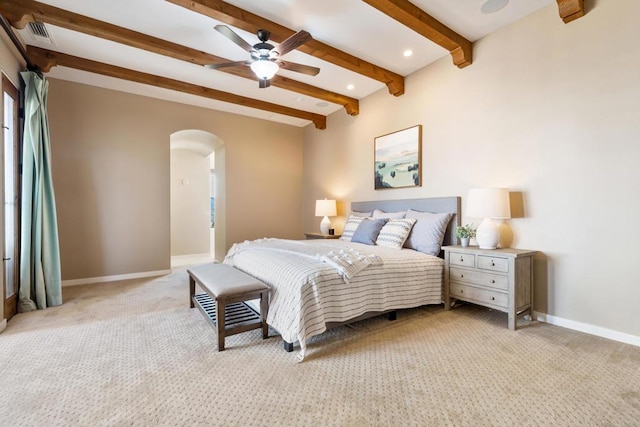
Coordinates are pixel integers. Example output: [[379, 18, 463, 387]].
[[187, 263, 269, 298]]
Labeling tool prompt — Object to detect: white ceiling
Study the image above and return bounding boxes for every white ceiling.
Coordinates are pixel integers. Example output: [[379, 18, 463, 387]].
[[16, 0, 554, 127]]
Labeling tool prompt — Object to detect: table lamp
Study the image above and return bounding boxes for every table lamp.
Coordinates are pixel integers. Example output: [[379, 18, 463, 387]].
[[466, 188, 511, 249], [315, 199, 337, 235]]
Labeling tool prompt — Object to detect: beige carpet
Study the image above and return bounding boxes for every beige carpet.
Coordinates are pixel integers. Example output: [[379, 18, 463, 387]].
[[1, 266, 638, 426]]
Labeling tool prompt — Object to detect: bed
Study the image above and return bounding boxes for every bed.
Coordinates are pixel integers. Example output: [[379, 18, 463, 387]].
[[223, 197, 461, 361]]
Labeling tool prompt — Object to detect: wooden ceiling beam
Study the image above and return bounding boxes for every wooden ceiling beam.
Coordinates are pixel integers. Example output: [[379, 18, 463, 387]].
[[0, 0, 358, 115], [362, 0, 472, 69], [165, 0, 406, 96], [556, 0, 585, 24], [28, 46, 326, 129]]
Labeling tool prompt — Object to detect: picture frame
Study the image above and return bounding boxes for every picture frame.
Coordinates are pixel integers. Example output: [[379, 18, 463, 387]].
[[374, 125, 422, 190]]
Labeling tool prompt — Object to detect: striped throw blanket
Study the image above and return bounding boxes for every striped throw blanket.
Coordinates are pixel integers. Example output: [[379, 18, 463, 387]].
[[317, 248, 382, 283], [224, 239, 443, 361]]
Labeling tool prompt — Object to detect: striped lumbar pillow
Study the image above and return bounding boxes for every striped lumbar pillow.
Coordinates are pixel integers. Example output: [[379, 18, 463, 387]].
[[376, 218, 417, 249], [340, 215, 366, 241]]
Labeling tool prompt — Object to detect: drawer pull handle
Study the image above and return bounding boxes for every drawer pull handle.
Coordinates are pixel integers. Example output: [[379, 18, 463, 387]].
[[490, 279, 495, 284], [460, 257, 464, 262], [490, 297, 495, 301], [460, 290, 464, 294], [459, 274, 464, 278], [491, 261, 495, 266]]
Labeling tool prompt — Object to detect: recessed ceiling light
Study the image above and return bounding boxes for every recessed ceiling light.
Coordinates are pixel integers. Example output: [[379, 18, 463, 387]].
[[347, 84, 354, 91], [403, 49, 413, 57], [316, 101, 329, 108], [481, 0, 509, 14]]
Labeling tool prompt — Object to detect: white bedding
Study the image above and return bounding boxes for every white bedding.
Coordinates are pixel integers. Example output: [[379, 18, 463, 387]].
[[223, 238, 444, 360]]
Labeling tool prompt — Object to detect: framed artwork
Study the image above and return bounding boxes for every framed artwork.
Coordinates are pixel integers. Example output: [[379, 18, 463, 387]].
[[374, 125, 422, 190]]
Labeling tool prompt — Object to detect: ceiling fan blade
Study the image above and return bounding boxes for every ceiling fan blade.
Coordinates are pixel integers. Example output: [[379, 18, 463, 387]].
[[258, 79, 270, 89], [214, 25, 254, 53], [274, 30, 312, 57], [277, 60, 320, 76], [204, 60, 250, 70]]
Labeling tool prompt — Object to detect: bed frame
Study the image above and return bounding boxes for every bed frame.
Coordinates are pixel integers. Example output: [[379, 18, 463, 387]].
[[282, 196, 461, 353]]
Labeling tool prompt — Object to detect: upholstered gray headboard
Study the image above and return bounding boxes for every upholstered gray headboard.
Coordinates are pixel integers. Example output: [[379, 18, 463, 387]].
[[350, 197, 461, 247]]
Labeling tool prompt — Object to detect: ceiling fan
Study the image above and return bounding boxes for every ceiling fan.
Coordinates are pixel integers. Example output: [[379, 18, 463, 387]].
[[206, 25, 320, 88]]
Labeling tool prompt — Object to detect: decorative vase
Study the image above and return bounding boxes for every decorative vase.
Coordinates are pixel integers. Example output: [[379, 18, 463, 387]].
[[460, 237, 470, 247]]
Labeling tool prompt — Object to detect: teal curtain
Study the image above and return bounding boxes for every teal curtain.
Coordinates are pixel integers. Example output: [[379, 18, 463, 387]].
[[18, 71, 62, 312]]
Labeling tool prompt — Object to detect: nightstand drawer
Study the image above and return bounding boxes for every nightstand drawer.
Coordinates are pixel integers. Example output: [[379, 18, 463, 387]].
[[449, 252, 476, 268], [449, 267, 508, 291], [477, 255, 509, 273], [450, 282, 508, 309]]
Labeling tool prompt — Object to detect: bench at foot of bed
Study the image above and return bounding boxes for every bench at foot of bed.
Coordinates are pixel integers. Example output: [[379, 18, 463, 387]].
[[188, 263, 270, 351]]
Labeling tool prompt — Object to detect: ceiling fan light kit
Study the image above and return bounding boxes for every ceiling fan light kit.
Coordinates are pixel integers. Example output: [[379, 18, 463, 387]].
[[251, 59, 279, 80]]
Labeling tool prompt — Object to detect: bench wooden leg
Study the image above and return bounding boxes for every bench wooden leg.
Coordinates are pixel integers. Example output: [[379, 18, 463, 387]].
[[216, 300, 226, 351], [260, 291, 269, 339], [189, 276, 195, 308]]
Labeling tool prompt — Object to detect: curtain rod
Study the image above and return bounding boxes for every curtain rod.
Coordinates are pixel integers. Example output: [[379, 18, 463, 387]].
[[0, 13, 38, 72]]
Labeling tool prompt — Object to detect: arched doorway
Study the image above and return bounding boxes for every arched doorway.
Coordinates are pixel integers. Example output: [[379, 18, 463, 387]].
[[169, 130, 225, 266]]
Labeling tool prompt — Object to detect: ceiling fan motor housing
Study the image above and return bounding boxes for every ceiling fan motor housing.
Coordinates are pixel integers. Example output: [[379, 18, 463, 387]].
[[256, 29, 270, 42]]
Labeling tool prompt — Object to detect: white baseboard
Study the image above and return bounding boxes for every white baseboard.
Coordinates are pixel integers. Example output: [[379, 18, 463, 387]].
[[171, 253, 214, 268], [534, 311, 640, 348], [0, 319, 6, 333], [62, 269, 172, 287]]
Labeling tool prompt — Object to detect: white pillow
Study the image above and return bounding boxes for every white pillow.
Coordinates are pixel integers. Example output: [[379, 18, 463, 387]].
[[340, 215, 366, 241], [372, 209, 406, 219], [376, 218, 417, 249]]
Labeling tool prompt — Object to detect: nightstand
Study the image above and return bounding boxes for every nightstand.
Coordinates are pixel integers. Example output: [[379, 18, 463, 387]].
[[304, 232, 341, 240], [442, 246, 536, 330]]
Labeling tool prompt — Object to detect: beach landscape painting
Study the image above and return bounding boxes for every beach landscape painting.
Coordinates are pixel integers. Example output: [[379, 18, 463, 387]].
[[374, 125, 422, 190]]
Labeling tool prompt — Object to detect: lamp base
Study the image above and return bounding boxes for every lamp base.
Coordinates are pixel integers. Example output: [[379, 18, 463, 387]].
[[320, 216, 331, 235], [475, 217, 500, 249]]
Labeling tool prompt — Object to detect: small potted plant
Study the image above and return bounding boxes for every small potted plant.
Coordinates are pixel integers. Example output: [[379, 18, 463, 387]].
[[456, 223, 476, 248]]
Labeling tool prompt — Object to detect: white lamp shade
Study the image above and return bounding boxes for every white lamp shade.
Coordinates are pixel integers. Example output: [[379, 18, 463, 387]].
[[466, 188, 511, 219], [315, 199, 337, 217], [466, 188, 511, 250]]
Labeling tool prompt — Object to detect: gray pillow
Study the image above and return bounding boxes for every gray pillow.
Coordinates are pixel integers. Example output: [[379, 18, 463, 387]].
[[403, 210, 454, 256], [351, 218, 388, 245]]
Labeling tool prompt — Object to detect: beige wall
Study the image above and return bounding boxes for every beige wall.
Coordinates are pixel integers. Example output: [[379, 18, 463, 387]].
[[0, 31, 25, 324], [0, 34, 22, 89], [303, 0, 640, 338], [48, 79, 303, 280], [214, 142, 227, 261], [170, 149, 211, 256]]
